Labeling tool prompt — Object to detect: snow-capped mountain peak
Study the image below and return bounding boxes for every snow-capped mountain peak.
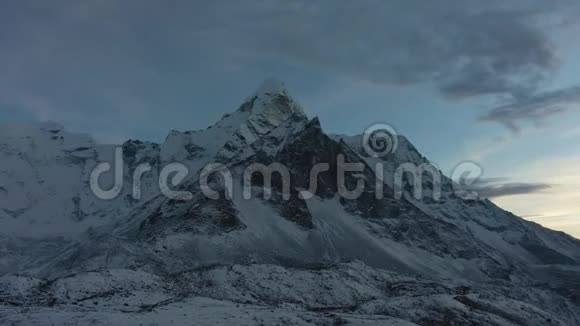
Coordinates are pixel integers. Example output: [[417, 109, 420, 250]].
[[256, 77, 289, 97], [2, 79, 580, 325], [214, 79, 308, 159]]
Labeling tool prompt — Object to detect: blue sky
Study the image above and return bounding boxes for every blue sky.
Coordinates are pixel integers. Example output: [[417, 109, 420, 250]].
[[1, 0, 580, 237]]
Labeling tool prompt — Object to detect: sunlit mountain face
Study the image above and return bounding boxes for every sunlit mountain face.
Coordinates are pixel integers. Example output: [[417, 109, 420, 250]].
[[1, 1, 580, 325]]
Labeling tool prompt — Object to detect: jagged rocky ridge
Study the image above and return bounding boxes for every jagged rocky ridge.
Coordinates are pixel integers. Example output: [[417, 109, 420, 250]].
[[1, 79, 580, 325]]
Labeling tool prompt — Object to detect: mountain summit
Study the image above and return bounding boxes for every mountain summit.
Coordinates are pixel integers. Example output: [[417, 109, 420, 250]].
[[1, 80, 580, 325], [255, 78, 289, 97]]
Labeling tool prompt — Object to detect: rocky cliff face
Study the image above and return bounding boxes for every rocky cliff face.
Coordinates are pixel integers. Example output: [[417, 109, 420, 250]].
[[1, 80, 580, 325]]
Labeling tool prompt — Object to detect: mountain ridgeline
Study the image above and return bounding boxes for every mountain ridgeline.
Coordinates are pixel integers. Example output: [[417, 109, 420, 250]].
[[1, 79, 580, 325]]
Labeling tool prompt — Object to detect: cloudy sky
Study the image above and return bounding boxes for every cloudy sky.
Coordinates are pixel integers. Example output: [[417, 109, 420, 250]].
[[1, 0, 580, 237]]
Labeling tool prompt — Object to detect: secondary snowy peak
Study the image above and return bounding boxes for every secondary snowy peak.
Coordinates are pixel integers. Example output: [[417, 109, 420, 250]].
[[0, 123, 106, 238], [336, 132, 580, 266], [0, 121, 96, 158]]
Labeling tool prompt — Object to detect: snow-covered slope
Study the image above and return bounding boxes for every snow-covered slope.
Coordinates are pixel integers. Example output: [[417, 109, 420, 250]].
[[337, 133, 580, 269], [1, 79, 580, 324], [0, 123, 163, 238]]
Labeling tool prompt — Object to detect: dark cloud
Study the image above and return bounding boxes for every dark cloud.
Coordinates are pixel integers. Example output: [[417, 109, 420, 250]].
[[214, 0, 563, 99], [479, 86, 580, 132], [467, 178, 552, 198], [0, 1, 571, 91], [1, 0, 579, 136]]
